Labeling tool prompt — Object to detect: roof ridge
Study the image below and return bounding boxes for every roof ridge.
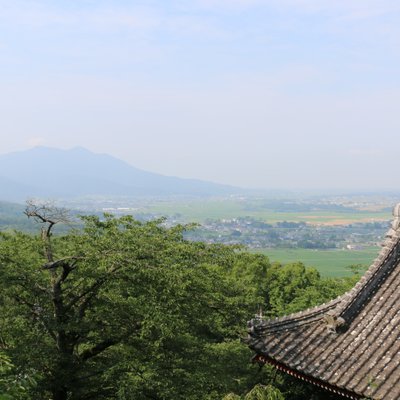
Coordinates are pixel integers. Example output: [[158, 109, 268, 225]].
[[248, 296, 342, 336]]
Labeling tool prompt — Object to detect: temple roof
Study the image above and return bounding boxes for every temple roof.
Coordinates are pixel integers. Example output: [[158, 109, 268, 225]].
[[247, 204, 400, 400]]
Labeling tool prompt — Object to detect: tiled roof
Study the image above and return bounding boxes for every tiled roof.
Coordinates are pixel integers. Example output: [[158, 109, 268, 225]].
[[247, 204, 400, 400]]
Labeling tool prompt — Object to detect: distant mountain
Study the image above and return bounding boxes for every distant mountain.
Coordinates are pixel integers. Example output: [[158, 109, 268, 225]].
[[0, 147, 241, 201]]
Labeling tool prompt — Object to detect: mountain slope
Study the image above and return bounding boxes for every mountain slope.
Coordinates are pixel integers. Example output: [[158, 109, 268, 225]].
[[0, 147, 240, 200]]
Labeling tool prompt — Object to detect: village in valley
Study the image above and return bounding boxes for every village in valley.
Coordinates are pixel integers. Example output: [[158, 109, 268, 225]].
[[65, 194, 394, 250], [52, 194, 395, 272]]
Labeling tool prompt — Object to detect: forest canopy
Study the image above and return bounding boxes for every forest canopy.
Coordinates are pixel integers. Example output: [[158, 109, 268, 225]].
[[0, 206, 358, 400]]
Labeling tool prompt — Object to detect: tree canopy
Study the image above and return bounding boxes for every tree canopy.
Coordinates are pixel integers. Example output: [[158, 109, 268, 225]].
[[0, 207, 357, 400]]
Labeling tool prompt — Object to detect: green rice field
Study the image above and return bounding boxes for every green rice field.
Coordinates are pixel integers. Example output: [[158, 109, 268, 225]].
[[253, 247, 380, 277], [145, 199, 390, 225]]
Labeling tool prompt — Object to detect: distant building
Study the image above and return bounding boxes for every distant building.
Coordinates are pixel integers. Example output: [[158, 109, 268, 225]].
[[247, 204, 400, 399], [346, 244, 363, 250]]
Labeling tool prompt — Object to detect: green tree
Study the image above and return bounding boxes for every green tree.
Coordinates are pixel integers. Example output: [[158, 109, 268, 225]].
[[224, 384, 284, 400], [264, 262, 357, 316], [0, 205, 266, 400], [0, 203, 360, 400], [0, 352, 35, 400]]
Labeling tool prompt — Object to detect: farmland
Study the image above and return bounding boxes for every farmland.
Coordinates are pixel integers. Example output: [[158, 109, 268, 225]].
[[144, 197, 391, 225], [253, 247, 380, 277]]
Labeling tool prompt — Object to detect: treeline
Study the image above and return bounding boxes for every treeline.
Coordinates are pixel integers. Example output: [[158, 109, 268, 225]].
[[0, 206, 359, 399]]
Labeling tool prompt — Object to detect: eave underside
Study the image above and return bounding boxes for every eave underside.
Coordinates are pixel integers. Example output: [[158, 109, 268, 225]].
[[253, 354, 363, 399]]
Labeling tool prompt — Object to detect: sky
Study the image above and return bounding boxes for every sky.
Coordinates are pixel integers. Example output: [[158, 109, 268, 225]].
[[1, 0, 400, 190]]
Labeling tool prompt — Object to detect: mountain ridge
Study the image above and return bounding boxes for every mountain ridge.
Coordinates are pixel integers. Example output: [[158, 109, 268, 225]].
[[0, 146, 241, 201]]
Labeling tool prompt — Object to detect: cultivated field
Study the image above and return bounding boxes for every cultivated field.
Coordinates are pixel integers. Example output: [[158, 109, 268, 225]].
[[254, 247, 380, 277], [145, 198, 391, 225]]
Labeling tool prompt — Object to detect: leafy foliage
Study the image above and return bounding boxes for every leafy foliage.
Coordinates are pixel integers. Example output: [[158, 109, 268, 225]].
[[0, 352, 36, 400], [224, 384, 284, 400], [0, 213, 265, 399], [264, 262, 357, 316], [0, 208, 356, 400]]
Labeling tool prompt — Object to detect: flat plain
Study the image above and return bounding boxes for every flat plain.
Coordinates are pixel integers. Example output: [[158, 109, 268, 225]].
[[252, 247, 380, 277], [145, 198, 390, 225]]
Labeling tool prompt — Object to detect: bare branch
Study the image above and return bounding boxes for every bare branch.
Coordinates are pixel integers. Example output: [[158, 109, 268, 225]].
[[24, 199, 71, 263], [24, 199, 70, 226]]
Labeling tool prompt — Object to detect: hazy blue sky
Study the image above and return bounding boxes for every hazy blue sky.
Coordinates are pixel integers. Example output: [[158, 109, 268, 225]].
[[1, 0, 400, 190]]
